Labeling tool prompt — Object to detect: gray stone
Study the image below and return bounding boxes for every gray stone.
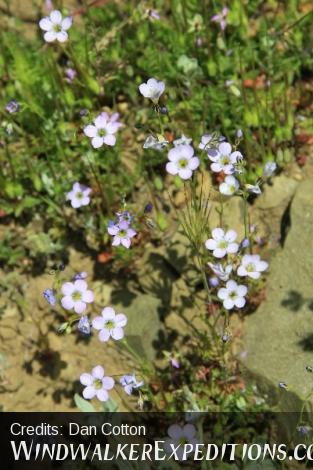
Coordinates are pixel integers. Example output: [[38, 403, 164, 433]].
[[255, 175, 298, 210], [114, 293, 162, 361], [243, 179, 313, 410]]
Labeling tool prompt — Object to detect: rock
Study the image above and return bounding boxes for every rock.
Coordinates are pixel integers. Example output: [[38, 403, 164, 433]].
[[114, 294, 163, 360], [242, 179, 313, 410], [209, 196, 245, 239], [255, 175, 298, 210]]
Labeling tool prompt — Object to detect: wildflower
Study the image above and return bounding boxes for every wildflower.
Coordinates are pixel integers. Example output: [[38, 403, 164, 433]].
[[39, 10, 72, 43], [116, 211, 134, 224], [219, 175, 240, 196], [147, 9, 160, 20], [92, 306, 127, 342], [263, 161, 277, 178], [241, 238, 250, 249], [170, 357, 180, 369], [107, 220, 136, 248], [205, 228, 239, 258], [144, 202, 153, 214], [84, 112, 122, 148], [209, 276, 219, 288], [173, 134, 192, 146], [139, 78, 165, 102], [66, 182, 91, 208], [166, 144, 200, 180], [80, 365, 114, 402], [143, 135, 168, 151], [43, 288, 56, 306], [77, 316, 91, 335], [208, 142, 242, 175], [222, 333, 231, 342], [279, 382, 287, 390], [211, 7, 229, 31], [236, 129, 243, 139], [120, 374, 144, 395], [5, 100, 19, 114], [198, 134, 221, 154], [297, 425, 312, 435], [73, 272, 88, 281], [237, 254, 268, 280], [245, 183, 262, 195], [159, 106, 168, 115], [217, 280, 248, 310], [164, 424, 198, 461], [208, 262, 233, 281], [61, 280, 94, 314], [65, 67, 76, 83]]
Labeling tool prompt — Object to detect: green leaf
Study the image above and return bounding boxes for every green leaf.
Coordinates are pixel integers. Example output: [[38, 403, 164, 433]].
[[74, 393, 96, 412], [102, 397, 119, 412]]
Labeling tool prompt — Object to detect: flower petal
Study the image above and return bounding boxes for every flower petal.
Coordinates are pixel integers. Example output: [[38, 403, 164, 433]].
[[103, 134, 116, 146], [91, 137, 104, 148], [111, 327, 124, 340], [50, 10, 62, 23], [96, 389, 109, 401], [80, 373, 93, 386], [56, 31, 68, 42], [168, 424, 183, 440], [92, 365, 104, 379], [92, 316, 105, 330], [99, 329, 111, 342], [178, 168, 192, 180], [218, 142, 232, 155], [61, 282, 75, 295], [44, 31, 57, 42], [84, 125, 97, 137], [82, 290, 94, 303], [39, 18, 52, 31], [101, 307, 116, 320], [62, 17, 72, 30], [61, 296, 74, 310], [166, 162, 178, 175], [74, 301, 86, 314], [212, 228, 225, 240], [83, 386, 96, 399], [115, 313, 127, 327], [102, 377, 115, 390]]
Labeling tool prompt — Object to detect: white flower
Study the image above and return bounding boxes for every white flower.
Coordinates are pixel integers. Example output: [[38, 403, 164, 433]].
[[92, 307, 127, 342], [61, 280, 94, 314], [209, 142, 242, 175], [66, 182, 91, 208], [245, 183, 262, 195], [80, 366, 114, 402], [205, 228, 239, 258], [199, 134, 214, 151], [237, 254, 268, 279], [219, 175, 240, 196], [263, 161, 277, 178], [84, 112, 121, 148], [39, 10, 72, 43], [173, 134, 192, 146], [164, 424, 198, 461], [166, 144, 200, 180], [218, 280, 248, 310], [143, 135, 168, 150], [139, 78, 165, 101], [208, 262, 233, 281]]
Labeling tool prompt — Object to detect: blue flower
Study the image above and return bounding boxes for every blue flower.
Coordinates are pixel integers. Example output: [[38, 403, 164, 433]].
[[77, 316, 91, 335], [120, 374, 143, 395], [43, 289, 56, 305]]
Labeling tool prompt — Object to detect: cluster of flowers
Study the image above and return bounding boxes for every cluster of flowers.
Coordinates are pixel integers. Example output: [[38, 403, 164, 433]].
[[139, 78, 276, 193], [205, 228, 268, 310], [107, 211, 137, 248], [43, 271, 143, 402]]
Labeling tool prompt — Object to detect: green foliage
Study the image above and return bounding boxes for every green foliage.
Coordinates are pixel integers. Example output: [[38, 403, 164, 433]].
[[0, 0, 311, 273]]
